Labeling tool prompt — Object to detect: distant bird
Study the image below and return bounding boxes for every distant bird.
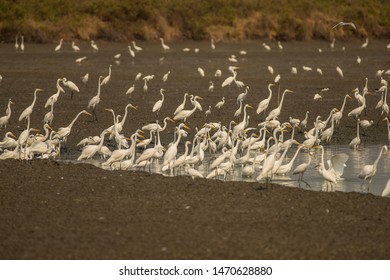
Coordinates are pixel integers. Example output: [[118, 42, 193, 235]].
[[198, 67, 205, 77], [278, 41, 283, 50], [332, 21, 357, 30], [162, 71, 171, 82], [357, 56, 362, 64], [81, 73, 89, 85], [211, 38, 216, 50], [20, 35, 24, 51], [152, 89, 165, 115], [160, 38, 170, 51], [291, 67, 297, 74], [14, 35, 19, 50], [72, 41, 80, 51], [55, 38, 63, 52], [132, 41, 143, 51], [214, 69, 222, 77], [336, 66, 344, 78], [361, 38, 369, 48], [208, 81, 214, 92], [125, 84, 135, 97], [75, 56, 87, 63], [316, 68, 323, 75], [262, 42, 271, 51], [91, 40, 99, 51], [101, 64, 112, 86], [215, 97, 225, 112], [128, 45, 135, 57], [205, 106, 212, 119]]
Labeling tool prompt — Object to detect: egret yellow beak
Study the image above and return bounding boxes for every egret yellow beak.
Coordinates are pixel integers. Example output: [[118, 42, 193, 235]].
[[84, 111, 92, 116]]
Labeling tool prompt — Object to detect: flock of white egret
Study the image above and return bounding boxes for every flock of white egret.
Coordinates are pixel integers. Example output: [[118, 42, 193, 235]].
[[1, 35, 390, 197]]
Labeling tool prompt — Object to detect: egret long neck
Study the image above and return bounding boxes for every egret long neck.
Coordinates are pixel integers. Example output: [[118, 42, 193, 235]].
[[68, 111, 84, 129]]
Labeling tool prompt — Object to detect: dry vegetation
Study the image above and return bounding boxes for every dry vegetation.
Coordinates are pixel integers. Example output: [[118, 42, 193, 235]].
[[0, 0, 389, 42]]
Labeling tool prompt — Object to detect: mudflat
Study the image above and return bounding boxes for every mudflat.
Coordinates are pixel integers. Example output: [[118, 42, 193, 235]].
[[0, 40, 389, 259]]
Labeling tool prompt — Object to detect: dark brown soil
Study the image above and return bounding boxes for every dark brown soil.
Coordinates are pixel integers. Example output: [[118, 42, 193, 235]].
[[0, 40, 390, 259]]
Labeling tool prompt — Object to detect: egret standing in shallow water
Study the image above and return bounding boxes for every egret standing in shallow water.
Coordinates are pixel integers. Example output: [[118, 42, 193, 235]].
[[358, 145, 388, 192], [62, 78, 80, 99]]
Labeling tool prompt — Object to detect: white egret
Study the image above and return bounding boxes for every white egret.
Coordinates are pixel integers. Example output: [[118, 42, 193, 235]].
[[278, 41, 283, 50], [55, 38, 63, 52], [160, 37, 170, 51], [262, 42, 271, 51], [132, 41, 143, 51], [302, 66, 312, 72], [20, 35, 24, 51], [18, 88, 44, 122], [72, 41, 80, 51], [45, 78, 65, 108], [348, 91, 370, 119], [62, 78, 80, 99], [162, 124, 189, 171], [91, 40, 99, 51], [174, 93, 189, 115], [215, 97, 225, 112], [361, 38, 369, 48], [265, 89, 293, 121], [359, 145, 388, 191], [170, 140, 192, 172], [357, 56, 361, 64], [292, 152, 312, 188], [142, 117, 174, 132], [125, 45, 134, 57], [205, 106, 212, 120], [0, 99, 14, 129], [332, 21, 357, 30], [101, 64, 112, 86], [152, 89, 165, 115], [256, 83, 275, 115], [275, 146, 303, 176], [43, 97, 55, 124], [81, 73, 89, 85], [208, 81, 214, 92], [214, 69, 222, 77], [125, 84, 135, 97], [211, 38, 215, 50], [236, 86, 249, 104], [162, 71, 170, 82], [349, 119, 361, 150], [382, 179, 390, 197], [234, 100, 243, 118], [173, 103, 197, 122], [267, 65, 274, 75], [333, 94, 352, 128], [336, 66, 344, 78], [186, 164, 204, 179], [88, 76, 104, 121], [291, 67, 297, 74], [54, 110, 92, 144], [191, 95, 203, 112], [197, 67, 205, 77], [14, 35, 19, 50], [0, 132, 17, 150], [75, 56, 87, 63], [77, 130, 109, 161], [316, 68, 323, 75]]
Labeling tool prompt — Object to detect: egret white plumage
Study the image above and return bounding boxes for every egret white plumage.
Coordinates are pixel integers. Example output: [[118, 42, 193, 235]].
[[332, 21, 357, 30], [62, 78, 80, 99], [18, 88, 44, 122], [55, 38, 63, 52], [265, 89, 293, 121], [160, 38, 170, 51], [256, 83, 275, 115], [152, 89, 165, 115], [358, 145, 388, 192], [0, 99, 14, 129], [101, 64, 112, 86], [88, 76, 104, 121], [72, 41, 80, 51]]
